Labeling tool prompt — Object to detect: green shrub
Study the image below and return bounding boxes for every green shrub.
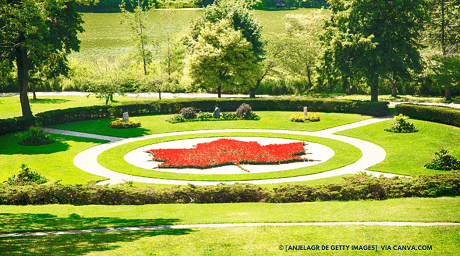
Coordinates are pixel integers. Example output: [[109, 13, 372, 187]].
[[197, 112, 213, 120], [5, 164, 48, 186], [0, 117, 36, 136], [1, 97, 388, 136], [425, 148, 460, 171], [109, 119, 141, 129], [395, 104, 460, 128], [179, 107, 197, 119], [18, 126, 54, 146], [1, 172, 459, 205], [385, 114, 417, 133], [236, 103, 252, 118], [221, 112, 237, 120]]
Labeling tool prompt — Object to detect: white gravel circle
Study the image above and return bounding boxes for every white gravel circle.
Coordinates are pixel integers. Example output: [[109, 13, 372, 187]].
[[124, 137, 335, 174]]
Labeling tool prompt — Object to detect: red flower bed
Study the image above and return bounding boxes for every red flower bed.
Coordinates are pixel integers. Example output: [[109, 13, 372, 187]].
[[149, 138, 307, 169]]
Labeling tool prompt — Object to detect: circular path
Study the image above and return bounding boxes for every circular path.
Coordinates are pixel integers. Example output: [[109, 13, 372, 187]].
[[44, 115, 403, 185]]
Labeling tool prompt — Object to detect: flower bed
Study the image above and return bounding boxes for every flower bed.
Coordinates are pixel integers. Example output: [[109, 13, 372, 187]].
[[109, 120, 141, 129], [148, 138, 307, 169], [289, 113, 320, 122], [168, 112, 260, 123]]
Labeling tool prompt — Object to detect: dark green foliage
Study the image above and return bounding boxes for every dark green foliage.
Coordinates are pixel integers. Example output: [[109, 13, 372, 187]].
[[235, 103, 252, 118], [179, 107, 197, 119], [425, 148, 460, 170], [5, 164, 48, 186], [395, 104, 460, 128], [384, 114, 418, 133], [1, 97, 389, 136], [18, 126, 54, 146], [0, 117, 36, 136], [1, 172, 459, 205]]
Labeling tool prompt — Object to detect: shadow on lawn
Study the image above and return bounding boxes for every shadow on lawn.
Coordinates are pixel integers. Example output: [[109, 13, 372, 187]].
[[30, 98, 70, 104], [0, 133, 105, 155], [0, 213, 192, 255]]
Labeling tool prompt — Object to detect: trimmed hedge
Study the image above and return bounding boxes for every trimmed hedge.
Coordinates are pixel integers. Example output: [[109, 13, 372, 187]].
[[395, 104, 460, 128], [0, 117, 36, 136], [1, 97, 388, 136], [34, 97, 389, 126], [0, 172, 458, 205]]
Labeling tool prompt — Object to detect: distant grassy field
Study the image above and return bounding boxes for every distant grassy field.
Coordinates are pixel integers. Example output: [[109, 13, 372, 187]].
[[73, 8, 318, 58]]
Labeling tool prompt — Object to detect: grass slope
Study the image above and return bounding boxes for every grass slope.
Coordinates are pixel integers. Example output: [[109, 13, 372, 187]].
[[0, 96, 155, 119], [0, 132, 107, 184], [336, 119, 460, 176], [1, 226, 459, 255], [1, 197, 458, 233], [98, 132, 361, 181], [53, 111, 371, 137]]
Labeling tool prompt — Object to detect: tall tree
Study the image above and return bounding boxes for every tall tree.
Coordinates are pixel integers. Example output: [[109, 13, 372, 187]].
[[184, 19, 260, 97], [321, 0, 428, 101], [425, 0, 460, 100], [0, 0, 93, 117], [120, 0, 154, 76], [283, 10, 325, 91]]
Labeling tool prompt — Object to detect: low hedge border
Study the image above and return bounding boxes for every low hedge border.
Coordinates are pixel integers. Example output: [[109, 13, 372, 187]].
[[395, 104, 460, 128], [0, 97, 389, 136], [0, 172, 458, 205]]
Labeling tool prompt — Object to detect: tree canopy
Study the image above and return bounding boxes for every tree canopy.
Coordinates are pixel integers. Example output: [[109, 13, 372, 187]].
[[320, 0, 428, 101], [184, 19, 260, 97], [0, 0, 93, 117]]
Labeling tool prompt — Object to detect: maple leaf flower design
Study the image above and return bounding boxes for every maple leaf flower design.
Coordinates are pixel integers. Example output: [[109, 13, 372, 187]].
[[148, 138, 307, 169]]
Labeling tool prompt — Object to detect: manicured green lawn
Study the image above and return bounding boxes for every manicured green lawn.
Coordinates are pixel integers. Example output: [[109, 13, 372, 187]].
[[0, 132, 107, 184], [1, 197, 458, 233], [98, 132, 361, 181], [1, 225, 458, 255], [336, 119, 460, 176], [53, 111, 371, 137], [0, 96, 155, 119]]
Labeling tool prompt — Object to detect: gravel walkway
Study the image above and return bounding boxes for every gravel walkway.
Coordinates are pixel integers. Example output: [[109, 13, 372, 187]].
[[1, 222, 459, 238]]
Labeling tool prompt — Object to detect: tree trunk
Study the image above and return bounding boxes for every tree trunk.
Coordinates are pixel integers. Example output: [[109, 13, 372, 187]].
[[16, 47, 33, 117], [217, 86, 221, 98], [343, 76, 350, 95], [370, 77, 379, 102], [445, 87, 452, 100], [249, 79, 262, 98], [388, 74, 397, 97], [31, 82, 37, 100], [159, 89, 162, 100], [306, 64, 312, 89]]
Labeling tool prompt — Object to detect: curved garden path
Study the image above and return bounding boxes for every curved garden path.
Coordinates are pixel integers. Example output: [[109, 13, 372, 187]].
[[43, 115, 403, 185]]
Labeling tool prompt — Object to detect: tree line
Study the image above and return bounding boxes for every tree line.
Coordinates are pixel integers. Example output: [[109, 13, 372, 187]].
[[0, 0, 459, 117]]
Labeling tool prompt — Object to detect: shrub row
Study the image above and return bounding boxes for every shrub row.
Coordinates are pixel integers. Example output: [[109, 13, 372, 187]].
[[1, 172, 458, 205], [0, 117, 36, 136], [34, 97, 388, 126], [1, 97, 388, 136], [395, 104, 460, 128]]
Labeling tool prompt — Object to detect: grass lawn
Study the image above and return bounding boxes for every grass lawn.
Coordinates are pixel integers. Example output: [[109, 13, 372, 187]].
[[336, 118, 460, 176], [0, 96, 155, 119], [1, 225, 459, 255], [0, 132, 107, 184], [1, 197, 459, 233], [98, 132, 361, 181], [53, 111, 371, 137]]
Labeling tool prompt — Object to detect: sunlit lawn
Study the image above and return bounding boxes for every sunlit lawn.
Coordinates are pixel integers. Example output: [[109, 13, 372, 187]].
[[336, 119, 460, 176], [0, 96, 155, 119]]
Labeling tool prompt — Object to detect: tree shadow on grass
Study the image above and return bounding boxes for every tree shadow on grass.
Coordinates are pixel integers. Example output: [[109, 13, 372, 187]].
[[30, 98, 71, 104], [0, 133, 106, 155], [0, 213, 192, 255], [0, 229, 193, 256]]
